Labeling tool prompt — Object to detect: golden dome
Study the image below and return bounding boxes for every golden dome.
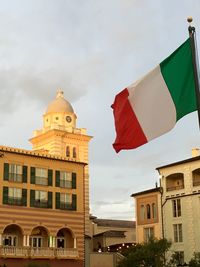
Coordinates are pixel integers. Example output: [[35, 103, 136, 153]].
[[46, 89, 74, 114]]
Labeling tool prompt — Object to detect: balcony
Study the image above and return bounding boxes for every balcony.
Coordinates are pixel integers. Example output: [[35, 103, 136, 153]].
[[166, 173, 184, 192], [56, 248, 79, 259], [8, 197, 24, 206], [0, 246, 79, 259], [166, 185, 184, 192]]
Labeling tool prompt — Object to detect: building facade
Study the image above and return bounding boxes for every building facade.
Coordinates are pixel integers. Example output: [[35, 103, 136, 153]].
[[0, 145, 85, 267], [29, 90, 92, 265], [89, 216, 136, 253], [157, 149, 200, 264], [0, 90, 92, 267], [131, 187, 162, 244]]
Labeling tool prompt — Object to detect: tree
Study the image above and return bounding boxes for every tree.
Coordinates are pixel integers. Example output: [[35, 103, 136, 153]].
[[188, 252, 200, 267], [118, 237, 171, 267]]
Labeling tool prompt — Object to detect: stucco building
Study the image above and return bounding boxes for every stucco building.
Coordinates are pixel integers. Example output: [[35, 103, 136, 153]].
[[157, 149, 200, 264], [0, 90, 92, 267], [90, 216, 136, 253], [131, 187, 162, 244]]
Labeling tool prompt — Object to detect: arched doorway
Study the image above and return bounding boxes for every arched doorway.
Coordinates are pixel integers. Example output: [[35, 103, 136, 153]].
[[30, 226, 49, 248], [56, 228, 74, 249], [3, 224, 23, 247]]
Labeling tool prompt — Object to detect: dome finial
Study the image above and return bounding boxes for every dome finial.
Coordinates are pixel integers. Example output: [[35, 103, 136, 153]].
[[56, 89, 64, 99]]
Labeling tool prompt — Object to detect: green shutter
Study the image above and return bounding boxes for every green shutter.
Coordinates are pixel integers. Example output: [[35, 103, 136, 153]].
[[3, 187, 8, 204], [4, 163, 9, 181], [22, 189, 27, 206], [48, 169, 53, 186], [30, 167, 35, 184], [48, 192, 52, 208], [72, 173, 77, 189], [22, 166, 27, 183], [72, 194, 77, 211], [30, 190, 35, 207], [55, 171, 60, 187], [56, 192, 60, 209]]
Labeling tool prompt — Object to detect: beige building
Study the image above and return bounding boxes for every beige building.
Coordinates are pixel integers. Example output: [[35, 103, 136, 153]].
[[157, 149, 200, 264], [0, 90, 92, 267], [30, 90, 92, 265], [131, 187, 162, 244], [89, 216, 136, 253], [0, 145, 85, 267]]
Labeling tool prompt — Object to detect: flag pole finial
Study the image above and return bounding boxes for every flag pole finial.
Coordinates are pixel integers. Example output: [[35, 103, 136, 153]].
[[187, 17, 195, 36], [187, 16, 193, 24]]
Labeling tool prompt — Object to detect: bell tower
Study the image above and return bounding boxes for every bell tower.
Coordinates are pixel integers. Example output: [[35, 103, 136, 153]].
[[29, 89, 92, 236]]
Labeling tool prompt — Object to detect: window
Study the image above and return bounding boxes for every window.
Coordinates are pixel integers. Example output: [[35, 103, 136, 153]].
[[173, 224, 183, 242], [3, 235, 17, 246], [66, 146, 70, 157], [73, 147, 77, 158], [174, 251, 184, 265], [56, 193, 77, 210], [9, 164, 22, 182], [60, 193, 71, 209], [152, 203, 157, 219], [30, 237, 43, 248], [8, 188, 22, 205], [60, 171, 72, 188], [35, 190, 48, 208], [146, 204, 151, 219], [172, 199, 181, 217], [144, 227, 154, 242], [35, 168, 48, 185], [140, 205, 145, 220]]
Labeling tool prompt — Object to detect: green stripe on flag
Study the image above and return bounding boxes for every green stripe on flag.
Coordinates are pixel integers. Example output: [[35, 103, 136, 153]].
[[160, 38, 197, 121]]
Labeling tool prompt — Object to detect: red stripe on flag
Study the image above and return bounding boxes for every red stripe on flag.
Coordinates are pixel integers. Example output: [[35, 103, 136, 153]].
[[111, 88, 147, 153]]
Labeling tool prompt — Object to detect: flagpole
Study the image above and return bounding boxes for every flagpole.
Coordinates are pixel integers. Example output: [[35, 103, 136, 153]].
[[187, 17, 200, 129]]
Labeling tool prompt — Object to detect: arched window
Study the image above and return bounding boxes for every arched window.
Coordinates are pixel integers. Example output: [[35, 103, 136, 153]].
[[152, 203, 157, 219], [146, 204, 151, 219], [140, 205, 145, 220], [66, 146, 70, 157], [73, 147, 77, 158]]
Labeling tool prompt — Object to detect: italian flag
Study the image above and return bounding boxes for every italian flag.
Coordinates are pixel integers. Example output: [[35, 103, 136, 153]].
[[112, 38, 197, 153]]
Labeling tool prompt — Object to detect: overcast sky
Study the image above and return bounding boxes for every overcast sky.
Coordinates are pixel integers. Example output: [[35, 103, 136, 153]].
[[0, 0, 200, 220]]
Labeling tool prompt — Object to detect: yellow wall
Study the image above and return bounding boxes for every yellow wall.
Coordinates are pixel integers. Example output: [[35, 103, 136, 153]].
[[0, 146, 85, 259]]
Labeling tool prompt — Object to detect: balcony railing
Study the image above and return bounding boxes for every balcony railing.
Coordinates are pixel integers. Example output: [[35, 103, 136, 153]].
[[166, 185, 184, 191], [56, 248, 79, 258], [0, 246, 79, 259], [8, 197, 23, 206], [0, 246, 29, 257], [33, 200, 48, 208], [9, 173, 22, 183], [60, 180, 72, 188]]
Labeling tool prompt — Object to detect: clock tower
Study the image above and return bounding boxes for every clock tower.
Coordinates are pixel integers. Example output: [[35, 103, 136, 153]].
[[29, 89, 92, 237]]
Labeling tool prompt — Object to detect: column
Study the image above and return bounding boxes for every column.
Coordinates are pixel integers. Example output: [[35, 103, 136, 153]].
[[23, 235, 26, 246], [74, 238, 77, 249], [52, 237, 56, 248], [26, 235, 30, 247], [0, 234, 2, 246]]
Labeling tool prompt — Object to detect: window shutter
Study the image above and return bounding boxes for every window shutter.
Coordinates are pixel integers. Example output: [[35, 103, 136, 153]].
[[22, 166, 28, 183], [30, 167, 35, 184], [48, 192, 52, 208], [30, 190, 35, 207], [48, 169, 53, 186], [72, 173, 77, 189], [72, 194, 77, 211], [56, 192, 60, 209], [3, 186, 8, 204], [22, 189, 27, 206], [55, 171, 60, 187], [4, 163, 9, 181]]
